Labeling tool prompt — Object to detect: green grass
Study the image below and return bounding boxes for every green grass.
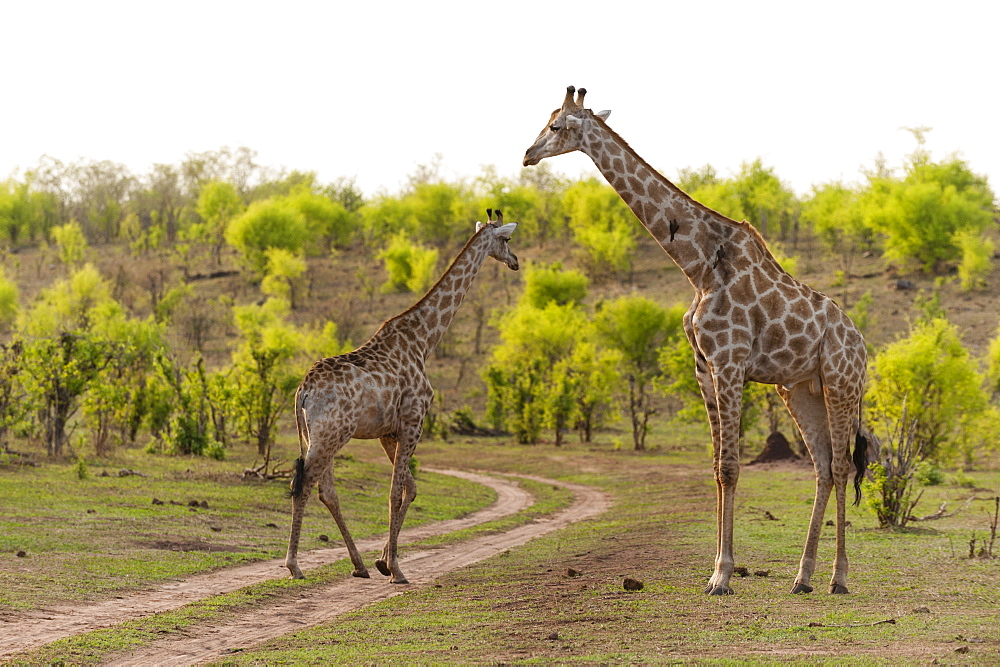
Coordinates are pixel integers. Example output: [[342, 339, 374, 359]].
[[234, 439, 1000, 664], [0, 440, 495, 612], [5, 434, 999, 663], [9, 470, 572, 664]]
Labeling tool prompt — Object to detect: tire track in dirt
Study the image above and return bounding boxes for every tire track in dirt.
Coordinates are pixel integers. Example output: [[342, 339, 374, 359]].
[[106, 474, 608, 666], [0, 469, 529, 658]]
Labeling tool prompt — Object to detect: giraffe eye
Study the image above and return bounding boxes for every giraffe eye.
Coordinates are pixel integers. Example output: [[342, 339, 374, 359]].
[[549, 124, 560, 132]]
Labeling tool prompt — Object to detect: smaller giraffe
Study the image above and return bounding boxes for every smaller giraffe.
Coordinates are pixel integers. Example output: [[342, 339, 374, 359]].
[[285, 212, 519, 583]]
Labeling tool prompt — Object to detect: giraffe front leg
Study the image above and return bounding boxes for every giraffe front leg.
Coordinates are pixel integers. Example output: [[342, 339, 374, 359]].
[[704, 378, 743, 596], [706, 458, 739, 596], [378, 455, 417, 584]]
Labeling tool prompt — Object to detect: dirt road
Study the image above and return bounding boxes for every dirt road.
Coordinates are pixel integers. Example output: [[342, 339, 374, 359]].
[[3, 469, 609, 664]]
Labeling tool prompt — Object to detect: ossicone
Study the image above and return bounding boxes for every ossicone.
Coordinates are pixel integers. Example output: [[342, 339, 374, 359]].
[[562, 85, 577, 109]]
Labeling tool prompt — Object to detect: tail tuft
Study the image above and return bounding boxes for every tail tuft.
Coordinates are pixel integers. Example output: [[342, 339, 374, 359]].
[[852, 431, 869, 506], [288, 457, 305, 499]]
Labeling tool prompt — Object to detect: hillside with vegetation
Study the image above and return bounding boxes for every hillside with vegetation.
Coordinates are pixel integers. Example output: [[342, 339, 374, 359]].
[[1, 137, 999, 493]]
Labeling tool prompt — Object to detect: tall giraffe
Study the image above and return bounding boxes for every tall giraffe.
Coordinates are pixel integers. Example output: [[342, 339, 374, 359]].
[[285, 212, 519, 584], [524, 86, 871, 595]]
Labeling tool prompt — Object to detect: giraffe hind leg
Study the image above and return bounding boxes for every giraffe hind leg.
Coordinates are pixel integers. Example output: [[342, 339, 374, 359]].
[[777, 382, 833, 594], [317, 467, 369, 578], [285, 461, 312, 579]]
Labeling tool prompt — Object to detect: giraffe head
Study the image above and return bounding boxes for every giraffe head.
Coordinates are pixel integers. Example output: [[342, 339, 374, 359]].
[[475, 208, 519, 271], [523, 85, 611, 166]]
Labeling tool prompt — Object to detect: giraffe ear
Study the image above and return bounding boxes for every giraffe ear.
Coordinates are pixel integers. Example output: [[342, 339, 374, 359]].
[[565, 115, 583, 128], [596, 109, 611, 120], [475, 221, 484, 233], [496, 222, 517, 239]]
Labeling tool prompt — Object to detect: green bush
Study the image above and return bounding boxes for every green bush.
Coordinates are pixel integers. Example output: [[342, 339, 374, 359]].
[[377, 233, 439, 294], [866, 317, 989, 463]]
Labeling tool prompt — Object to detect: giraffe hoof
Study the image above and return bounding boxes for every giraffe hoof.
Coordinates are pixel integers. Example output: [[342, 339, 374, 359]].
[[391, 576, 409, 585], [352, 568, 370, 579], [790, 582, 813, 594], [707, 585, 734, 596], [829, 583, 850, 594], [375, 559, 391, 577]]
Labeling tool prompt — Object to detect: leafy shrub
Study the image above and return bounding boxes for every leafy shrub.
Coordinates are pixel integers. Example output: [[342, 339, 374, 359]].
[[377, 233, 439, 294], [866, 317, 988, 463], [862, 410, 924, 529], [521, 262, 588, 308], [956, 229, 994, 291], [225, 199, 309, 275]]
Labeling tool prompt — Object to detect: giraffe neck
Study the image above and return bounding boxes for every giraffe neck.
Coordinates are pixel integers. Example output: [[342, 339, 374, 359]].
[[581, 119, 742, 291], [390, 234, 491, 361]]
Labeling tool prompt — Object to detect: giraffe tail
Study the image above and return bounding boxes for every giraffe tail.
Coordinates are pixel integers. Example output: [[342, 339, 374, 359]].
[[851, 430, 868, 506], [289, 389, 309, 499]]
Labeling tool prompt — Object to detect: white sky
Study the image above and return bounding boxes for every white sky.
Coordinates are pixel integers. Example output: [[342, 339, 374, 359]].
[[2, 0, 997, 198]]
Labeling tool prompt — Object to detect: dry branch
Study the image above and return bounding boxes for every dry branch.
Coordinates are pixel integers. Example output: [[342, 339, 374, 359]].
[[807, 619, 896, 628], [912, 495, 977, 521]]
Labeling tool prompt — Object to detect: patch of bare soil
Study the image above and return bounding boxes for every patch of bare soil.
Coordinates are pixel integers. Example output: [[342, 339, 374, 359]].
[[1, 470, 609, 664]]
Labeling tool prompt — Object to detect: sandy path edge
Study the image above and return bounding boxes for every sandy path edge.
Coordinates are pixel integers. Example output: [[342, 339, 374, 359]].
[[104, 474, 608, 666], [0, 468, 537, 658]]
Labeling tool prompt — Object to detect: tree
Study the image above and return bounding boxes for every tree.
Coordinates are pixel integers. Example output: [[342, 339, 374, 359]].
[[286, 188, 355, 252], [656, 335, 705, 422], [561, 178, 637, 279], [801, 182, 873, 279], [729, 159, 797, 240], [989, 325, 1000, 399], [0, 340, 25, 450], [517, 163, 570, 244], [229, 298, 310, 463], [0, 178, 59, 248], [16, 265, 124, 456], [0, 268, 18, 330], [680, 160, 797, 240], [867, 317, 990, 463], [82, 316, 163, 455], [196, 180, 245, 264], [955, 229, 994, 291], [181, 146, 262, 198], [520, 262, 589, 308], [484, 302, 588, 444], [261, 248, 307, 308], [50, 220, 88, 270], [151, 352, 225, 458], [862, 135, 995, 273], [405, 181, 468, 245], [378, 233, 439, 294], [593, 296, 684, 450], [474, 166, 562, 245], [225, 198, 309, 276], [131, 163, 189, 244], [565, 341, 621, 442]]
